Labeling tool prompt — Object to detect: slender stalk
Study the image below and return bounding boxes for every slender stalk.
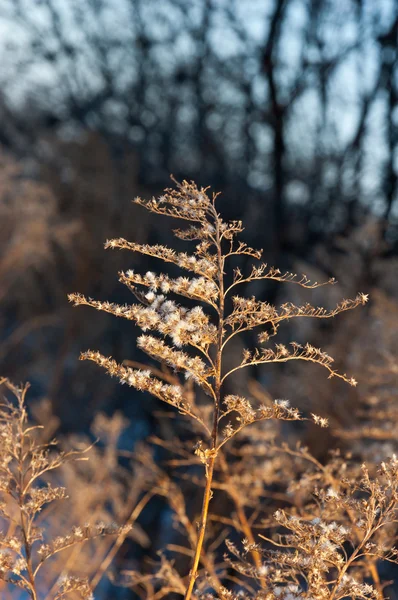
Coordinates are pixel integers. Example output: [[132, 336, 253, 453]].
[[368, 561, 383, 600], [184, 203, 224, 600], [330, 529, 373, 600], [17, 411, 37, 600], [20, 511, 37, 600], [184, 456, 216, 600], [234, 501, 265, 584], [218, 454, 265, 588], [90, 490, 154, 591]]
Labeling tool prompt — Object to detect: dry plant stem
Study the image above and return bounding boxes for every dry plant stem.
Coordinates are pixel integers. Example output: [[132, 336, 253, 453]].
[[184, 456, 216, 600], [20, 510, 37, 600], [329, 487, 392, 600], [17, 403, 38, 600], [218, 453, 265, 587], [368, 561, 383, 600], [234, 499, 264, 582], [185, 203, 224, 600], [90, 490, 154, 591]]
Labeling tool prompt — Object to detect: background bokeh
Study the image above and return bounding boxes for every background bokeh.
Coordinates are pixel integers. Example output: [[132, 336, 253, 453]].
[[0, 1, 397, 598]]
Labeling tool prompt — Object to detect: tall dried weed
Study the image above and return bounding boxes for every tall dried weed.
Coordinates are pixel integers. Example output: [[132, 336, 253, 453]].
[[68, 181, 398, 599]]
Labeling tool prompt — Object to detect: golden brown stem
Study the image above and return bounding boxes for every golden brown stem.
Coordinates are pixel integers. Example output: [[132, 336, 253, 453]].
[[20, 513, 37, 600], [218, 453, 265, 587], [185, 202, 224, 600], [18, 411, 37, 600], [184, 456, 216, 600], [368, 559, 383, 599], [91, 490, 154, 591], [233, 497, 265, 586]]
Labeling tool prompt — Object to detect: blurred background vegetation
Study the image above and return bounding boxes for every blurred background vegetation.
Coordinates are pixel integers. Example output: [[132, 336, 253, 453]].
[[0, 1, 397, 597]]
